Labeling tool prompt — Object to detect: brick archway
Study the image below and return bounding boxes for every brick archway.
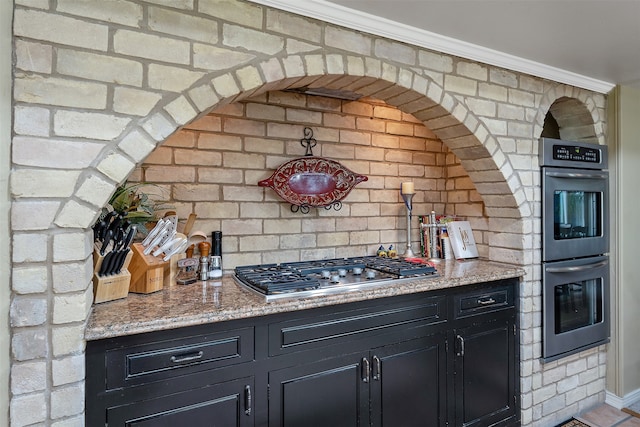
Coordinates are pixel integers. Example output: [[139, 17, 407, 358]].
[[48, 62, 525, 239], [535, 86, 606, 144]]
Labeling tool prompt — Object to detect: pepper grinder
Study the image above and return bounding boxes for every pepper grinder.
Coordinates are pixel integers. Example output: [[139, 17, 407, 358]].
[[198, 241, 210, 281], [209, 231, 223, 279]]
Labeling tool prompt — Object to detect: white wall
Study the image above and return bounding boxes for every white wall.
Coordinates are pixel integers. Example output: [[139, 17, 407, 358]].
[[0, 1, 12, 426], [616, 85, 640, 398]]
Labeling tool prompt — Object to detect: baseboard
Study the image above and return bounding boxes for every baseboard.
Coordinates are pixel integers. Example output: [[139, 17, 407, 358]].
[[605, 389, 640, 409]]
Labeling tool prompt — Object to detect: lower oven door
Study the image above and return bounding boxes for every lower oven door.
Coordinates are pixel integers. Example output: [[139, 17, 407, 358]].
[[542, 255, 610, 362]]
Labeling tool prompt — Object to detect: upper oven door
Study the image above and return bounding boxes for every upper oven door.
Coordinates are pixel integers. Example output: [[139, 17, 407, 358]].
[[542, 167, 609, 262]]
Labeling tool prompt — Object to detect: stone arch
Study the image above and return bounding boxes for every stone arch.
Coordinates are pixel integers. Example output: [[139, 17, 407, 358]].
[[49, 53, 525, 255], [535, 85, 606, 144]]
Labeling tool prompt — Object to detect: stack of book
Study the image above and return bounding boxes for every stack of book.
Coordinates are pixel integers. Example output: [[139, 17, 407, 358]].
[[419, 213, 478, 260]]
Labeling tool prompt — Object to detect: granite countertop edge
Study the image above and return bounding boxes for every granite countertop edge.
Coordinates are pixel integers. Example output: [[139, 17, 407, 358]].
[[85, 259, 525, 341]]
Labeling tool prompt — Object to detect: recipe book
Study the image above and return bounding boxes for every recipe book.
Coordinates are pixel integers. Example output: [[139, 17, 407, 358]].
[[446, 221, 479, 259]]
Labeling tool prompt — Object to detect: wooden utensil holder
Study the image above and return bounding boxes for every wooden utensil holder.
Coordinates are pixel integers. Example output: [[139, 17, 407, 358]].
[[128, 243, 168, 294], [92, 246, 133, 304]]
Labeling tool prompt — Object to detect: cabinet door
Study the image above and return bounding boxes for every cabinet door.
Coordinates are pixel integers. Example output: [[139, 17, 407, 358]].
[[453, 318, 517, 427], [269, 353, 369, 427], [370, 334, 447, 427], [107, 377, 254, 427]]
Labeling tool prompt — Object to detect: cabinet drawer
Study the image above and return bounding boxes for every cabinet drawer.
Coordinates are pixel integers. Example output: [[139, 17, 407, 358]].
[[269, 295, 445, 356], [454, 285, 514, 319], [106, 327, 254, 389], [107, 376, 255, 427]]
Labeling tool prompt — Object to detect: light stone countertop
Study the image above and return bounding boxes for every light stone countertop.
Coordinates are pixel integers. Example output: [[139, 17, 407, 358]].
[[85, 258, 525, 341]]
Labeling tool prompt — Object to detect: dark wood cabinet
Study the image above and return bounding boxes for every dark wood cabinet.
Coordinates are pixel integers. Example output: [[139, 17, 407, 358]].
[[453, 319, 518, 427], [269, 353, 368, 427], [451, 282, 519, 427], [86, 278, 520, 427], [106, 377, 254, 427], [268, 334, 448, 427], [370, 334, 447, 427]]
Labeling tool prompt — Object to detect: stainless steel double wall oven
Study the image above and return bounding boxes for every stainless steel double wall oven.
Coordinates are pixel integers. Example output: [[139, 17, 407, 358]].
[[540, 138, 610, 362]]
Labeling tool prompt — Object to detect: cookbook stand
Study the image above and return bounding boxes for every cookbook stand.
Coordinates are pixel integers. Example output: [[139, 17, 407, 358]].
[[92, 245, 133, 304]]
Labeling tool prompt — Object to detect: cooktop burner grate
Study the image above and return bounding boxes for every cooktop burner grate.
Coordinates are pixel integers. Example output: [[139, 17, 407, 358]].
[[234, 256, 437, 298], [356, 256, 435, 276]]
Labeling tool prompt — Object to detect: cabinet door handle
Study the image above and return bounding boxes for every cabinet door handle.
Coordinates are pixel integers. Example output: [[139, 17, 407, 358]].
[[372, 355, 381, 381], [477, 297, 496, 305], [361, 357, 370, 383], [170, 350, 204, 363], [456, 335, 465, 357], [244, 385, 252, 416]]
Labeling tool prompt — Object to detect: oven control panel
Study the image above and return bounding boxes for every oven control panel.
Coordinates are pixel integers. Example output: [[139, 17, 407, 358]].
[[539, 137, 607, 169], [552, 144, 601, 163]]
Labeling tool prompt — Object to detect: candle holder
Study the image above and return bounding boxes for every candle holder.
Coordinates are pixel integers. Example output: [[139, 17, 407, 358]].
[[401, 192, 415, 258]]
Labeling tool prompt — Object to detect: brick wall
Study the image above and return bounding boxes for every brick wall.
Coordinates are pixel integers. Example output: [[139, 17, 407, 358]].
[[9, 0, 608, 425], [131, 91, 488, 267]]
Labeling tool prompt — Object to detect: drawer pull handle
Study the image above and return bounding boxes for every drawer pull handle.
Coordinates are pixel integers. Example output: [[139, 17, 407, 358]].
[[170, 350, 204, 363], [477, 297, 496, 305]]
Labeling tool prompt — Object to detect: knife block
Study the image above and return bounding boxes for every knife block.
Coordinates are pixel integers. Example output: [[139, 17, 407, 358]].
[[128, 243, 168, 294], [92, 246, 133, 304]]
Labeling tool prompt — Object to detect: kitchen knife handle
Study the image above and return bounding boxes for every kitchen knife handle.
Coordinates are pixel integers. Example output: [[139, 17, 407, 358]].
[[103, 250, 121, 276], [142, 219, 165, 246], [97, 252, 113, 276], [361, 357, 370, 383], [372, 355, 381, 381], [100, 230, 113, 256], [114, 227, 125, 250], [144, 228, 168, 255], [244, 385, 252, 416], [122, 225, 136, 249], [112, 249, 129, 275], [100, 211, 117, 240], [93, 220, 106, 242]]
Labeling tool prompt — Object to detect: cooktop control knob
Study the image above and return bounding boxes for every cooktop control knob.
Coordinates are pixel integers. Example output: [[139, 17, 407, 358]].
[[330, 275, 341, 283], [366, 270, 376, 279], [352, 267, 363, 275], [321, 270, 330, 279], [338, 268, 347, 277]]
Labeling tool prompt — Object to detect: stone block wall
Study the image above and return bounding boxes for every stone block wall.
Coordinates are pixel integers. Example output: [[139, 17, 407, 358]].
[[9, 0, 608, 425], [131, 91, 488, 267]]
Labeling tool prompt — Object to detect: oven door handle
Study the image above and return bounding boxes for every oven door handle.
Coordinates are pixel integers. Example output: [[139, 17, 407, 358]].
[[545, 170, 608, 180], [545, 259, 608, 273]]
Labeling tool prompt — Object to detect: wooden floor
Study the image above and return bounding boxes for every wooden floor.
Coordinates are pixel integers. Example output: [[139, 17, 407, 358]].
[[574, 403, 640, 427]]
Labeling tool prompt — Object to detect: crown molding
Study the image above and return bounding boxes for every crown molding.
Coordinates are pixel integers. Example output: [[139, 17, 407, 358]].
[[250, 0, 615, 94]]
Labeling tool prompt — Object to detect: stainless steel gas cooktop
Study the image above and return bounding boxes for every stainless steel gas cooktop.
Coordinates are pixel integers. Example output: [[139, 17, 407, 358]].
[[234, 256, 438, 301]]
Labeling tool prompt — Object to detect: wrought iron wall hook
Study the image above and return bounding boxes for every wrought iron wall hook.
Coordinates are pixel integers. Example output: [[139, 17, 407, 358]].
[[300, 127, 317, 156]]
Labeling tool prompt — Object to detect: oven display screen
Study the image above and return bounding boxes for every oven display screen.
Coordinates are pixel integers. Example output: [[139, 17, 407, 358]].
[[552, 144, 601, 163]]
